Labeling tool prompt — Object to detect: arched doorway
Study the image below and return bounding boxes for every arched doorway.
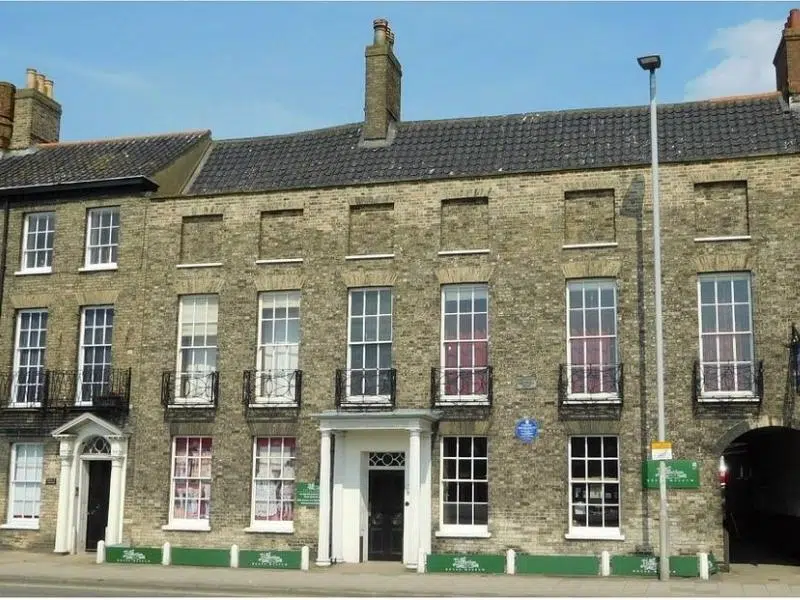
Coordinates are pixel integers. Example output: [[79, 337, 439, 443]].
[[721, 425, 800, 565]]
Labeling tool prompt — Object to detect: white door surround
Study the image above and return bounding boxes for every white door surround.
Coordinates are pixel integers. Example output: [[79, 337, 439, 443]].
[[51, 413, 128, 554], [315, 409, 439, 569]]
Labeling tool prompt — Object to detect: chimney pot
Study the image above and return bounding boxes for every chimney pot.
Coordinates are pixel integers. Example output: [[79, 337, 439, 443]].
[[775, 9, 800, 107], [43, 79, 54, 99], [26, 68, 37, 89], [373, 18, 389, 44], [790, 8, 800, 29], [35, 73, 45, 93]]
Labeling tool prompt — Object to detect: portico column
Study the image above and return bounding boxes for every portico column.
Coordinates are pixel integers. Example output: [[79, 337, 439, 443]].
[[106, 436, 127, 546], [316, 428, 332, 566], [53, 435, 75, 553], [407, 428, 421, 568], [331, 431, 346, 562]]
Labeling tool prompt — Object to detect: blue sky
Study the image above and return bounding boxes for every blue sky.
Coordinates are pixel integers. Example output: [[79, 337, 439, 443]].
[[0, 1, 796, 141]]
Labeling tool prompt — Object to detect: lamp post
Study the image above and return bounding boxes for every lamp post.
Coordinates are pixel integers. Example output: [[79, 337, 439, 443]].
[[637, 54, 669, 582]]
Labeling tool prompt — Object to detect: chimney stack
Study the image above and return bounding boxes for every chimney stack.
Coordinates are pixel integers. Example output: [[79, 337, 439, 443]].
[[0, 82, 15, 150], [7, 67, 62, 149], [774, 9, 800, 107], [363, 18, 402, 141]]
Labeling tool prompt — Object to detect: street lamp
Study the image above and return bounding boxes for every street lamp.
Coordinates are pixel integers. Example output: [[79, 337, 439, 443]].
[[638, 53, 669, 583]]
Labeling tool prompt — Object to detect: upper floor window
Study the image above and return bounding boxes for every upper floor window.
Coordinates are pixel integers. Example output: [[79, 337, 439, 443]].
[[347, 288, 392, 400], [440, 284, 489, 400], [11, 309, 48, 407], [21, 212, 55, 273], [256, 291, 300, 403], [85, 207, 120, 269], [698, 273, 755, 397], [566, 280, 619, 399], [176, 295, 218, 403], [77, 306, 114, 405]]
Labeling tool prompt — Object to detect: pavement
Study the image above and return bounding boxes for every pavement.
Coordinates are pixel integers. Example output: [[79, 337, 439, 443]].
[[0, 551, 799, 596]]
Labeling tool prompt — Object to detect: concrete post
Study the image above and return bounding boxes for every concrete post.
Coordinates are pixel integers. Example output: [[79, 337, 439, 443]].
[[301, 546, 310, 571], [698, 552, 709, 580], [601, 550, 611, 576], [230, 544, 239, 568], [506, 549, 516, 575], [162, 542, 171, 566], [96, 540, 105, 564]]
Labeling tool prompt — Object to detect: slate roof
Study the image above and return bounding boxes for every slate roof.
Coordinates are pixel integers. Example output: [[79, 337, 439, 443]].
[[0, 130, 210, 190], [187, 93, 800, 196]]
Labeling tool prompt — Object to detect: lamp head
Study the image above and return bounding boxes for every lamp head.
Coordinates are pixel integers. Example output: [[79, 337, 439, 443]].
[[637, 55, 662, 71]]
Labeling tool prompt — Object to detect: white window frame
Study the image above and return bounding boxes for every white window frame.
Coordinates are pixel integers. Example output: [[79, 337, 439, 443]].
[[440, 284, 490, 403], [566, 435, 623, 541], [255, 292, 300, 405], [436, 436, 489, 538], [20, 212, 55, 274], [84, 207, 120, 270], [175, 295, 218, 404], [11, 309, 48, 407], [247, 437, 296, 533], [4, 443, 44, 529], [165, 436, 212, 531], [565, 279, 620, 402], [77, 306, 114, 406], [346, 287, 393, 403], [697, 273, 756, 400]]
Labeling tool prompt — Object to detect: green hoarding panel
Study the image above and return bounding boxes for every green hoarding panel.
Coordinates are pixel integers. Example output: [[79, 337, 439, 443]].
[[296, 482, 320, 506], [171, 547, 230, 568], [611, 555, 700, 577], [239, 550, 302, 569], [516, 554, 599, 576], [106, 546, 162, 565], [642, 459, 700, 489], [426, 553, 505, 574]]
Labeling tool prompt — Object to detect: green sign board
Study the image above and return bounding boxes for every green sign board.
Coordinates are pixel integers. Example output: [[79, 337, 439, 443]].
[[296, 482, 320, 506], [426, 553, 505, 574], [171, 547, 230, 568], [239, 550, 302, 569], [611, 555, 700, 577], [516, 554, 599, 576], [642, 459, 700, 489], [106, 546, 162, 565]]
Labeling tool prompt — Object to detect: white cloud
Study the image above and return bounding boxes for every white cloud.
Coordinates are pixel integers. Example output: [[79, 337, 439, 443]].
[[684, 19, 783, 101]]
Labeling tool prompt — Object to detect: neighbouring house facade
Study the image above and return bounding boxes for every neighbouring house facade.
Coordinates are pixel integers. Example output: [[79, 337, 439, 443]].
[[0, 14, 799, 569]]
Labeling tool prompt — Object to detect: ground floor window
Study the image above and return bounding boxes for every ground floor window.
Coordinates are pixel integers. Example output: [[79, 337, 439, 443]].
[[568, 435, 620, 539], [169, 436, 212, 529], [251, 437, 295, 532], [6, 442, 44, 528], [439, 436, 488, 536]]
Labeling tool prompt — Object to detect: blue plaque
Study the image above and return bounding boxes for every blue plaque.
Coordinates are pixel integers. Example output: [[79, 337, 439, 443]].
[[515, 418, 539, 443]]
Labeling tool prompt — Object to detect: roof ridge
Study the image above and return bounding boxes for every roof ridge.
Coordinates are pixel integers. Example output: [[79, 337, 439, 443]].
[[212, 122, 361, 145], [37, 129, 211, 148]]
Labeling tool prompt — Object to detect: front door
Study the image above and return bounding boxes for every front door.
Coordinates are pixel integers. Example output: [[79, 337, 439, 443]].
[[368, 469, 404, 561], [85, 461, 111, 551]]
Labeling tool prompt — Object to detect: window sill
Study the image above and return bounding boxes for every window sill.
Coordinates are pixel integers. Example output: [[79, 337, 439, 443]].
[[162, 522, 210, 532], [255, 258, 303, 265], [562, 242, 618, 250], [176, 262, 223, 269], [168, 401, 215, 408], [437, 249, 491, 256], [79, 265, 118, 273], [14, 268, 52, 276], [249, 401, 299, 408], [435, 528, 491, 539], [565, 530, 625, 541], [694, 235, 751, 243], [244, 523, 294, 534], [697, 395, 759, 404], [344, 253, 395, 261], [563, 396, 622, 405], [0, 521, 39, 531], [6, 403, 42, 409]]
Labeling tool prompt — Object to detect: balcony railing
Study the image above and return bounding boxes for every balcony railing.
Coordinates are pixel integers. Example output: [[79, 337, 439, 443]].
[[161, 371, 219, 408], [0, 369, 47, 407], [693, 359, 763, 404], [242, 369, 302, 408], [335, 368, 396, 411], [430, 366, 493, 408], [0, 368, 131, 412], [558, 364, 624, 406]]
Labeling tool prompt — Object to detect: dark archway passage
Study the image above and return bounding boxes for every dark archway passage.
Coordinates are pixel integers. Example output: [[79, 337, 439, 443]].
[[722, 426, 800, 565]]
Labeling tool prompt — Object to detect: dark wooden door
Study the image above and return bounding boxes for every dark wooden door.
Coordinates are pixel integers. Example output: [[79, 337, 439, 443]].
[[85, 461, 111, 551], [368, 470, 404, 561]]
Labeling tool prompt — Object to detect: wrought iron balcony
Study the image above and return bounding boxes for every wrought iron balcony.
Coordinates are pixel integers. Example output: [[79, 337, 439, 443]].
[[430, 366, 493, 408], [692, 359, 763, 405], [0, 369, 47, 408], [242, 369, 302, 410], [335, 368, 396, 411], [161, 371, 219, 416], [558, 364, 624, 407]]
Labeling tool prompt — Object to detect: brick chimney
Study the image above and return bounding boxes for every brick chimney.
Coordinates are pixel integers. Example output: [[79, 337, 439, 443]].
[[363, 18, 402, 141], [7, 67, 62, 149], [774, 9, 800, 107], [0, 81, 14, 150]]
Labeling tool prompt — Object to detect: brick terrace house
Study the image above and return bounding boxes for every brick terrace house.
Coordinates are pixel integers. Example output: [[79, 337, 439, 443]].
[[0, 14, 799, 569]]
